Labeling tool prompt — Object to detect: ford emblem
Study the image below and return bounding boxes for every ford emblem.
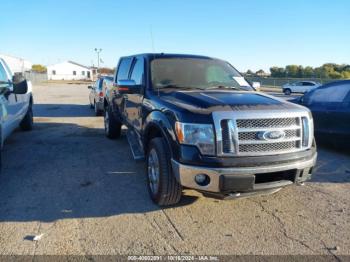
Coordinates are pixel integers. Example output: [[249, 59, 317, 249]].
[[258, 130, 286, 140]]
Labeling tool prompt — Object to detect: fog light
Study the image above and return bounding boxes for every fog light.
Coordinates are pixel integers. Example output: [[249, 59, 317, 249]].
[[195, 174, 210, 186]]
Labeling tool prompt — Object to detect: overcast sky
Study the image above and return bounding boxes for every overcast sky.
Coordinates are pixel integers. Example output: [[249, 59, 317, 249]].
[[1, 0, 349, 72]]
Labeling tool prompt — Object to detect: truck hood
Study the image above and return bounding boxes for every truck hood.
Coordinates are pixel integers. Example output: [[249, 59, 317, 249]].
[[159, 90, 299, 114]]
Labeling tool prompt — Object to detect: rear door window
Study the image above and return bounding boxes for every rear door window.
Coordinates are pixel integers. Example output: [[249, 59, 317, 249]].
[[116, 58, 133, 82], [309, 83, 350, 103], [130, 57, 144, 85], [302, 82, 314, 86]]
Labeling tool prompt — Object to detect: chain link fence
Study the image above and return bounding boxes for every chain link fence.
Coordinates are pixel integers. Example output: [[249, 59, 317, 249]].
[[245, 76, 338, 88]]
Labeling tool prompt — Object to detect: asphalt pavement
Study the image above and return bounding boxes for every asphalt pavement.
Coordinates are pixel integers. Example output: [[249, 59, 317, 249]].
[[0, 84, 349, 256]]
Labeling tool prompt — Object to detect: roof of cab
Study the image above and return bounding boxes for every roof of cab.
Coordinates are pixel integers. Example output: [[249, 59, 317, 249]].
[[120, 53, 215, 60]]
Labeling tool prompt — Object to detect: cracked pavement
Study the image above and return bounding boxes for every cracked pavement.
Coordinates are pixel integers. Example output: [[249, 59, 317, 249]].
[[0, 83, 349, 255]]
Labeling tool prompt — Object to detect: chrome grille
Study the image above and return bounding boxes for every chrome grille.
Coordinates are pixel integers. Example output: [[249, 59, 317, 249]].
[[239, 141, 299, 153], [236, 118, 298, 129], [221, 121, 232, 153], [239, 129, 300, 141], [213, 111, 312, 157]]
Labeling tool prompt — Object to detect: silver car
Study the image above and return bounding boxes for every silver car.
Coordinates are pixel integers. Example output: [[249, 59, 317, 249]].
[[282, 81, 321, 95], [88, 76, 113, 116]]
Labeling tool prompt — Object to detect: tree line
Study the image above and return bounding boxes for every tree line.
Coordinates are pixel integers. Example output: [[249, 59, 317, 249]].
[[270, 64, 350, 79], [246, 63, 350, 79], [31, 65, 115, 75]]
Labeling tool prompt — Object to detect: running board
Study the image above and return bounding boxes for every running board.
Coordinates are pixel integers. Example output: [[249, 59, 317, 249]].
[[126, 129, 145, 160]]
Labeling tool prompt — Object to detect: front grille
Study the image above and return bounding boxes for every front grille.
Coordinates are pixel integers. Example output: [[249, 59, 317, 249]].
[[217, 115, 307, 156], [237, 118, 298, 129], [239, 141, 299, 153], [221, 120, 234, 153], [239, 129, 300, 141]]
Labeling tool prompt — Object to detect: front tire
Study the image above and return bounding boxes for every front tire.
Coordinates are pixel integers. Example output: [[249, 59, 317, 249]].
[[104, 105, 121, 139], [20, 106, 33, 131], [147, 137, 182, 206], [284, 88, 292, 95]]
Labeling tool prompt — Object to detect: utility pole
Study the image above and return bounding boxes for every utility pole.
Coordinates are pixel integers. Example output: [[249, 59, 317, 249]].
[[94, 48, 102, 74]]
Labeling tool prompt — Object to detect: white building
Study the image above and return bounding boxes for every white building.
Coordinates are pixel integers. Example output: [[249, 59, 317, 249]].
[[0, 53, 32, 73], [47, 61, 93, 80]]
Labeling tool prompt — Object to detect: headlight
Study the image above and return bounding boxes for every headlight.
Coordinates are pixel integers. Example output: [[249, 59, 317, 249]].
[[301, 117, 309, 147], [175, 122, 215, 156]]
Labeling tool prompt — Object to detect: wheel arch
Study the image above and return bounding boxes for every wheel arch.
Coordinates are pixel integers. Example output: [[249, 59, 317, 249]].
[[29, 94, 33, 106], [143, 111, 177, 158]]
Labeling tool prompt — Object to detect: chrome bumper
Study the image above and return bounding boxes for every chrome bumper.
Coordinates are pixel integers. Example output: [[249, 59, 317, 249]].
[[171, 153, 317, 193]]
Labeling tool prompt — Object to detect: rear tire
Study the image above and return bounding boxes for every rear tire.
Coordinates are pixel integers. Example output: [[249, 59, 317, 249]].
[[20, 106, 33, 131], [147, 137, 182, 206], [284, 88, 291, 95], [94, 101, 102, 116], [104, 105, 121, 139]]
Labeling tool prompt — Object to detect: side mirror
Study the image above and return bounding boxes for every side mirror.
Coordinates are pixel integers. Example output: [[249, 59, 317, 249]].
[[12, 73, 25, 84], [13, 80, 28, 94], [88, 85, 93, 89], [252, 81, 261, 91], [117, 79, 142, 94], [290, 96, 303, 104]]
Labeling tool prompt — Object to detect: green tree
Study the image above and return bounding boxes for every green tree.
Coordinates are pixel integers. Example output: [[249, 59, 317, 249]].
[[256, 69, 266, 76], [32, 64, 47, 73], [303, 66, 314, 77], [99, 67, 114, 75], [342, 71, 350, 79], [271, 63, 350, 79], [329, 71, 342, 79], [270, 67, 285, 77], [285, 65, 300, 78], [246, 69, 254, 75]]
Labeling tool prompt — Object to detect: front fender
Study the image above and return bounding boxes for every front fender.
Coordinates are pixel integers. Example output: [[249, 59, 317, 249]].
[[143, 110, 178, 158]]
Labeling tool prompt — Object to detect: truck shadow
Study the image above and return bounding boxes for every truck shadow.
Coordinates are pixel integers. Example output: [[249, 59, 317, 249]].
[[0, 109, 349, 222], [0, 121, 198, 223], [34, 104, 96, 117]]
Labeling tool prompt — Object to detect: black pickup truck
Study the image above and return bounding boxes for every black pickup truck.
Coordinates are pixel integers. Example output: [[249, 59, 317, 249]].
[[103, 53, 317, 206]]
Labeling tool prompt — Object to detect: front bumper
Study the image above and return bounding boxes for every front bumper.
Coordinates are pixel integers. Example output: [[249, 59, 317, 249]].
[[171, 152, 317, 194]]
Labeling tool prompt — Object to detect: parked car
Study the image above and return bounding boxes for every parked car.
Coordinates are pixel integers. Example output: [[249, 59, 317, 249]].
[[291, 80, 350, 146], [88, 76, 113, 116], [104, 53, 317, 206], [0, 58, 33, 168], [282, 81, 321, 95]]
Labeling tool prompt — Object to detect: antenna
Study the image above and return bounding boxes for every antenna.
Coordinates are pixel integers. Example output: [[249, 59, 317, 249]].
[[150, 25, 160, 96]]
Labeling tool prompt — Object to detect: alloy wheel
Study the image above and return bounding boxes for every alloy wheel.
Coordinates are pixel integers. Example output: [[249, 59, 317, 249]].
[[148, 149, 160, 195]]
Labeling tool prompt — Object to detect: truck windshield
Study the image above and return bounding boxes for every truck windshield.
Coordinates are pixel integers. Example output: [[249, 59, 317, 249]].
[[150, 58, 253, 91]]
